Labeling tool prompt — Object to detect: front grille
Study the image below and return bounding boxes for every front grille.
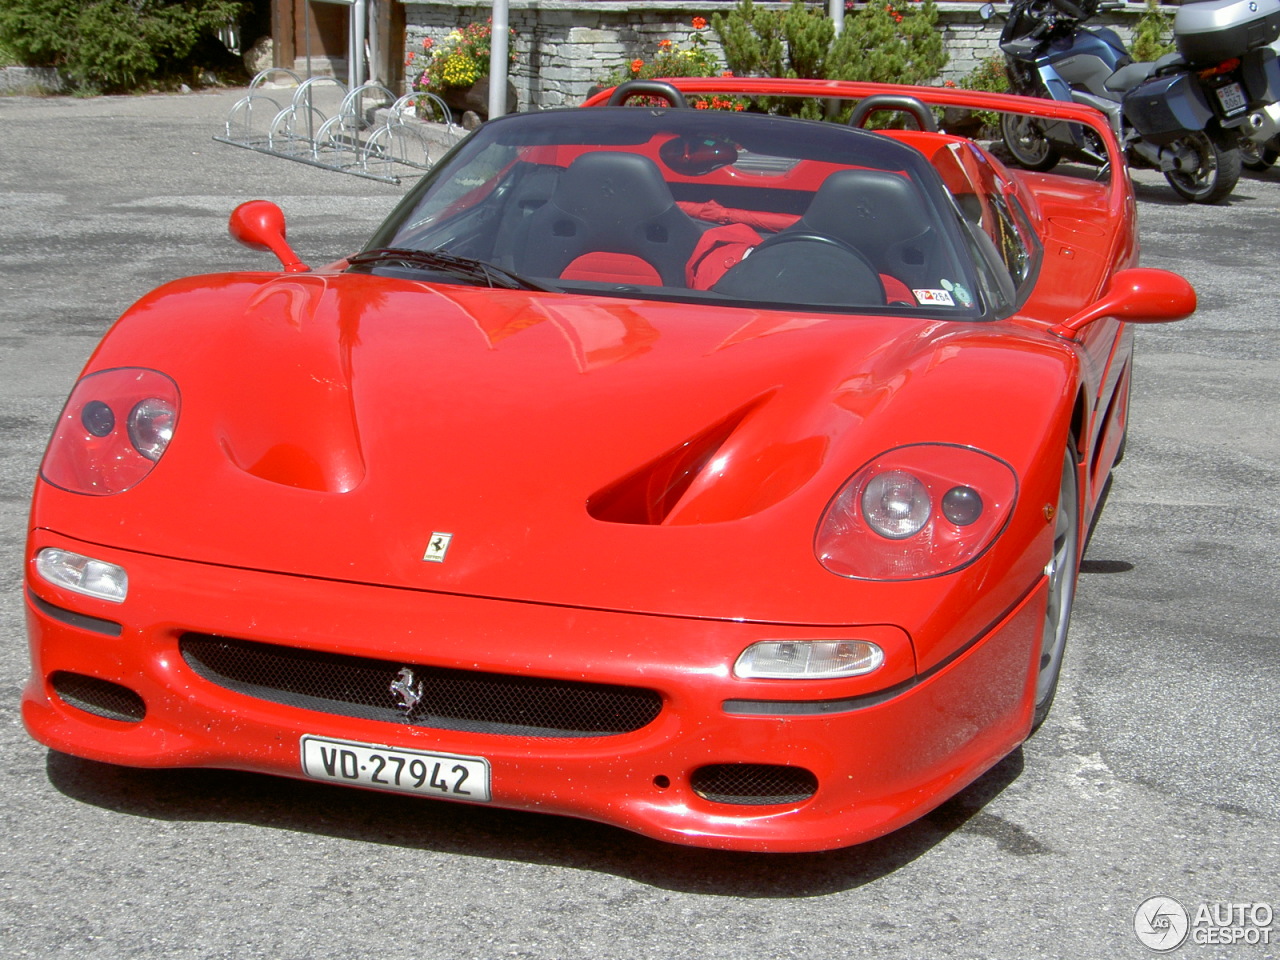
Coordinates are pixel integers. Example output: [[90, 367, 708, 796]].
[[691, 763, 818, 805], [51, 671, 146, 723], [180, 635, 663, 738]]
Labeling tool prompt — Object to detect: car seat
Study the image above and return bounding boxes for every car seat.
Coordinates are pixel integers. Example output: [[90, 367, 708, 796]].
[[518, 152, 703, 287]]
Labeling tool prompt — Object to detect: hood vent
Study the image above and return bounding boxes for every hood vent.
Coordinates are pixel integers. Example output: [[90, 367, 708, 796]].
[[587, 403, 759, 525]]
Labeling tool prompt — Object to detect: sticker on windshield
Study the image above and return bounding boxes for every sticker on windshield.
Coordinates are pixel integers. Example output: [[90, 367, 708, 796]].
[[913, 288, 955, 306], [942, 278, 973, 308]]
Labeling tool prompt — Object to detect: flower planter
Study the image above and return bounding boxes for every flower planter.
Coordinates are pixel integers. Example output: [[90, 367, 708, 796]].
[[436, 76, 518, 121]]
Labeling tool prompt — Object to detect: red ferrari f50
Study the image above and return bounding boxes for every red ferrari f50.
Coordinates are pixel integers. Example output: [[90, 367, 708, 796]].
[[22, 79, 1194, 851]]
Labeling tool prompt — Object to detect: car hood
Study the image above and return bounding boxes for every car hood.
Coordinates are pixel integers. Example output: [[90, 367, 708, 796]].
[[46, 270, 1072, 628]]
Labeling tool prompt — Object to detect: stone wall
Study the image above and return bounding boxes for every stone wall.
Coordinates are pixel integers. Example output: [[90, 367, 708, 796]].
[[400, 0, 1148, 111]]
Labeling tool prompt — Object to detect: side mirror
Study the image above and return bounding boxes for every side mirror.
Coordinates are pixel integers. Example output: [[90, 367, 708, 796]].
[[979, 3, 996, 20], [229, 200, 310, 273], [1050, 267, 1196, 338]]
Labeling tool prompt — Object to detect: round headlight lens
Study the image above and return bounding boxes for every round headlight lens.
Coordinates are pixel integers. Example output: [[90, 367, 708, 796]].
[[80, 400, 115, 438], [127, 398, 177, 461], [861, 470, 930, 539], [942, 485, 984, 526]]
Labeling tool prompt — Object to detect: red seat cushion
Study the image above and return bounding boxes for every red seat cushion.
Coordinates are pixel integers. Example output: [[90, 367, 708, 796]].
[[559, 252, 663, 286]]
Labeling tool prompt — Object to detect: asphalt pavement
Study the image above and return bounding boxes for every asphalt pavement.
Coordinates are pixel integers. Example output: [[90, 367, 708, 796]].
[[0, 87, 1276, 960]]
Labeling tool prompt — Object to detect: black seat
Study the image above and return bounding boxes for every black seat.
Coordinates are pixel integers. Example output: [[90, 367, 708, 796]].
[[787, 168, 941, 290], [518, 152, 702, 286]]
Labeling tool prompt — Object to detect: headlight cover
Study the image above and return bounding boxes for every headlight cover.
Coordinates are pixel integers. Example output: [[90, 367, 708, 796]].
[[816, 444, 1016, 580], [40, 368, 180, 496]]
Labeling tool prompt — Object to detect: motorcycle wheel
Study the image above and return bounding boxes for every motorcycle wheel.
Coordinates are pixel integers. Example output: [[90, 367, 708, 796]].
[[1000, 112, 1061, 172], [1240, 138, 1279, 172], [1163, 132, 1241, 204]]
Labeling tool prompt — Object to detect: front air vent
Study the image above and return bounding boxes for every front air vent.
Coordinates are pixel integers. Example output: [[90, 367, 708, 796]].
[[181, 635, 663, 738], [690, 763, 818, 805], [51, 671, 146, 723]]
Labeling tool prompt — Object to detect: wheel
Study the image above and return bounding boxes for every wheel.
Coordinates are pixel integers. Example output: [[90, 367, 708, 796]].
[[1000, 111, 1061, 172], [1240, 137, 1279, 172], [1033, 445, 1081, 731], [1163, 132, 1241, 204]]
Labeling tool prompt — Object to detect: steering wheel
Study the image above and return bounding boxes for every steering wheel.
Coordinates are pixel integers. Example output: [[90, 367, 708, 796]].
[[754, 231, 868, 258], [736, 232, 886, 303]]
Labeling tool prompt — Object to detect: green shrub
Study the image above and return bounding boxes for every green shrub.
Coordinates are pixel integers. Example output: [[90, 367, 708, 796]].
[[0, 0, 248, 94], [603, 18, 749, 111], [1132, 0, 1176, 62], [713, 0, 947, 119], [951, 55, 1008, 133]]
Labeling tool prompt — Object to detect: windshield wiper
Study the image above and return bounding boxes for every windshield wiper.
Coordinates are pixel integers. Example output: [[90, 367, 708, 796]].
[[347, 247, 550, 292]]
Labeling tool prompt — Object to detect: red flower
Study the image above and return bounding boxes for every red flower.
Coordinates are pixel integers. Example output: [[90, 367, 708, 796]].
[[721, 70, 734, 77], [658, 38, 672, 49], [692, 16, 707, 30], [631, 59, 644, 74], [422, 37, 433, 49], [944, 80, 957, 88]]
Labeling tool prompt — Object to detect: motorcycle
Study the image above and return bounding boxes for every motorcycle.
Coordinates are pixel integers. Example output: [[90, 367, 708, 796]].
[[981, 0, 1280, 203]]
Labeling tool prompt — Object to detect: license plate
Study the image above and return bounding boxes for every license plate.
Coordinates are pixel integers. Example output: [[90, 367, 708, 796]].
[[1217, 82, 1247, 115], [300, 735, 491, 802]]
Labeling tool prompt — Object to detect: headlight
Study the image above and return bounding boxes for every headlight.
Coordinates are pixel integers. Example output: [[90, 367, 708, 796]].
[[816, 444, 1016, 580], [34, 547, 128, 603], [40, 368, 180, 496], [734, 640, 884, 679]]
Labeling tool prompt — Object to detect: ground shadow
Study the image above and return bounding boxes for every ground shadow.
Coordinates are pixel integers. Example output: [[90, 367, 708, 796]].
[[46, 745, 1030, 897], [1080, 558, 1134, 574]]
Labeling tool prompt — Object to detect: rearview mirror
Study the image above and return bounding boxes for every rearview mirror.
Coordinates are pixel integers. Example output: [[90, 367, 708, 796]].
[[229, 200, 310, 274], [1051, 268, 1196, 338]]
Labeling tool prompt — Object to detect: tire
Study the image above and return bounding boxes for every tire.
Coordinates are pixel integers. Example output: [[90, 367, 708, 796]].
[[1032, 446, 1081, 731], [1163, 132, 1241, 204], [1240, 137, 1279, 172], [1001, 111, 1061, 172]]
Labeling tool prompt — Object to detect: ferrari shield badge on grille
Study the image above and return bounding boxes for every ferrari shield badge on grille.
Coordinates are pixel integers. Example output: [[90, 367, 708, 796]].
[[422, 532, 453, 563], [390, 667, 423, 714]]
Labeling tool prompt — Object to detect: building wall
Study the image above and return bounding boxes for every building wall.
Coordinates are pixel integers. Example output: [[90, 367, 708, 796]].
[[399, 0, 1148, 110]]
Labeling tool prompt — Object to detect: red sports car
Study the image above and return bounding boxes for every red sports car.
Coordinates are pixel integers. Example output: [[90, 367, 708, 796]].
[[22, 79, 1195, 852]]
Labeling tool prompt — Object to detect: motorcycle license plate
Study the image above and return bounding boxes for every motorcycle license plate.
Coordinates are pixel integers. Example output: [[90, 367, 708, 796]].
[[1216, 82, 1246, 116]]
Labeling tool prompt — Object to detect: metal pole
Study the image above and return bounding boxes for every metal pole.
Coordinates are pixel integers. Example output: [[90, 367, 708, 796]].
[[352, 0, 367, 88], [829, 0, 844, 35], [488, 0, 510, 120]]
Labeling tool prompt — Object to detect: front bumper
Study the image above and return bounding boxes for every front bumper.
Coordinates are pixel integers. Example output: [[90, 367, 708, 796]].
[[23, 530, 1043, 853]]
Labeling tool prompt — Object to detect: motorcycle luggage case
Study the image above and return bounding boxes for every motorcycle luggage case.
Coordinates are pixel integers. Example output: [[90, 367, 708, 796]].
[[1175, 0, 1280, 65], [1123, 71, 1215, 144]]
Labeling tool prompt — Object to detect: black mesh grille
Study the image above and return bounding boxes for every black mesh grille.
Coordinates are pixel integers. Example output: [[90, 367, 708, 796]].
[[51, 671, 146, 723], [690, 764, 818, 805], [180, 634, 663, 738]]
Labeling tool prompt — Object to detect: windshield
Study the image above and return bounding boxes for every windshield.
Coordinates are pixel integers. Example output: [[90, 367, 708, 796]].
[[360, 108, 1010, 319]]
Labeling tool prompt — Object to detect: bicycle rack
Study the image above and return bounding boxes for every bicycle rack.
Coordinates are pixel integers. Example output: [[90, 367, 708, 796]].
[[215, 69, 465, 184]]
